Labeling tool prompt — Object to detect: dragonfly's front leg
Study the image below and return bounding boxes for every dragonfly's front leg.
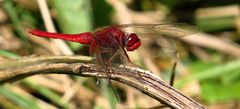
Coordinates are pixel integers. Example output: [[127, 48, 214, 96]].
[[99, 47, 119, 65], [108, 50, 120, 64], [99, 48, 121, 102]]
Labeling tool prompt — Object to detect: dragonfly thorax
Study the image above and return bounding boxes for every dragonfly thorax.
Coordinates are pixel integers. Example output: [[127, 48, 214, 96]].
[[93, 27, 126, 48]]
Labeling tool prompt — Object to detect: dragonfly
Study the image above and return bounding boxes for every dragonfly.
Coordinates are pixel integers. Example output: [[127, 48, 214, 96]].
[[29, 23, 197, 66], [29, 23, 197, 101]]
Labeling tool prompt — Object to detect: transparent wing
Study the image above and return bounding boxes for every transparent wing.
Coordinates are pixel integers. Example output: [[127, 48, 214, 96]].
[[115, 23, 199, 38], [106, 32, 135, 67], [118, 23, 198, 56], [94, 31, 134, 67], [116, 23, 196, 63]]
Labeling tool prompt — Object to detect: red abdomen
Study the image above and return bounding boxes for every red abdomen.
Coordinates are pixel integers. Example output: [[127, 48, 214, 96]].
[[29, 29, 93, 44]]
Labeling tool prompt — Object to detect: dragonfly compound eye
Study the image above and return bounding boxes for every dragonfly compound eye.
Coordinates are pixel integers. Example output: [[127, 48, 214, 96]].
[[126, 33, 141, 51]]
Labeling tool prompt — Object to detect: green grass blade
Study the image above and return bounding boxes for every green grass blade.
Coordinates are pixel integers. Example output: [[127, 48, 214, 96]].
[[0, 86, 41, 109]]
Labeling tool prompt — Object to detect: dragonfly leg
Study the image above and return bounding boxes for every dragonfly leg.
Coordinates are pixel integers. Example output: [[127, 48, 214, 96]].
[[108, 50, 120, 63], [95, 49, 103, 85], [98, 50, 124, 102], [96, 64, 120, 102], [96, 71, 100, 85], [105, 62, 121, 102]]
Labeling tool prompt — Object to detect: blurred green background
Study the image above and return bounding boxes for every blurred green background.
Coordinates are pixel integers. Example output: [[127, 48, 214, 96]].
[[0, 0, 240, 109]]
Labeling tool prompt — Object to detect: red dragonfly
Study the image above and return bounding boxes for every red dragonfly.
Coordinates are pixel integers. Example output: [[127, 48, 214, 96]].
[[29, 23, 197, 101], [29, 24, 196, 67]]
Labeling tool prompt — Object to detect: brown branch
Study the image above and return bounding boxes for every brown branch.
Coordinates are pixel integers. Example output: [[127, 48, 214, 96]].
[[0, 55, 93, 70], [0, 59, 205, 109]]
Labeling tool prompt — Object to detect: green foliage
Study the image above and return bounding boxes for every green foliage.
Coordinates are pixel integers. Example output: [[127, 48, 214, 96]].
[[2, 0, 32, 52], [177, 60, 240, 103], [100, 80, 117, 109], [23, 79, 69, 109], [1, 0, 240, 108], [92, 0, 112, 27], [196, 16, 235, 32], [50, 0, 93, 51], [0, 86, 41, 109], [0, 50, 19, 58], [201, 79, 240, 103]]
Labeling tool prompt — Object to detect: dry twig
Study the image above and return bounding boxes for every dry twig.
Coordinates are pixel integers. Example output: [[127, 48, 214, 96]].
[[0, 56, 205, 109]]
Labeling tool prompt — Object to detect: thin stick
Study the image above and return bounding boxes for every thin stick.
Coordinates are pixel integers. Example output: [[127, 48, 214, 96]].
[[170, 53, 180, 86], [36, 0, 73, 55], [170, 62, 177, 86]]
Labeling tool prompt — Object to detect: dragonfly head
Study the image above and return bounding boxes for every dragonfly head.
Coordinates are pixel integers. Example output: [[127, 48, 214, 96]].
[[125, 33, 141, 51]]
